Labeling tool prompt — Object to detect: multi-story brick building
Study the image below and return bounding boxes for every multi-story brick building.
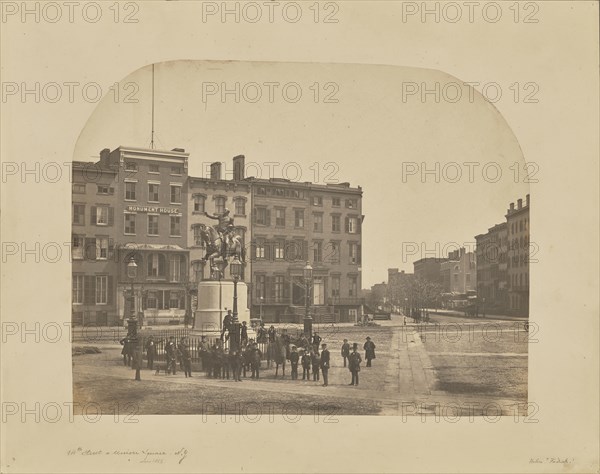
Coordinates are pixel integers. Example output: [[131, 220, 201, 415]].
[[440, 248, 477, 294], [413, 258, 447, 286], [475, 222, 508, 312], [71, 161, 119, 326], [248, 174, 364, 323], [187, 156, 252, 285], [71, 146, 191, 326], [506, 194, 530, 315]]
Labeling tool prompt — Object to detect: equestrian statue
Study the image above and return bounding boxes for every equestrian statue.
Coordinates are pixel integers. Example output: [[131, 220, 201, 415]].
[[198, 208, 245, 279]]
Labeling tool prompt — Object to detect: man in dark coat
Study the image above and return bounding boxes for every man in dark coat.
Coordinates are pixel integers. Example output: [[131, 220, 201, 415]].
[[221, 310, 233, 340], [311, 350, 321, 382], [250, 343, 262, 379], [268, 325, 276, 343], [120, 336, 133, 367], [165, 336, 177, 375], [312, 332, 322, 351], [289, 345, 299, 380], [341, 339, 350, 368], [230, 350, 243, 382], [301, 349, 311, 380], [241, 321, 249, 346], [145, 336, 157, 370], [363, 336, 376, 367], [320, 343, 330, 386], [348, 343, 362, 386]]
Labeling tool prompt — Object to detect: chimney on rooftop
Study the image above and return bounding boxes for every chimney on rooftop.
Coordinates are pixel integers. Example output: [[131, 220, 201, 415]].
[[233, 155, 245, 181], [526, 194, 530, 207], [99, 148, 110, 165], [210, 162, 222, 180], [518, 198, 523, 209], [509, 202, 515, 213]]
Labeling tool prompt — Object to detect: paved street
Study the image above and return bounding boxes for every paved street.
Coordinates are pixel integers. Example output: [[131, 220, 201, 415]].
[[73, 313, 529, 416]]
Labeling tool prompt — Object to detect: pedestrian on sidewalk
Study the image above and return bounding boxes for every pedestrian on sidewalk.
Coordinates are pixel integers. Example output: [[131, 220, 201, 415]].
[[250, 342, 262, 379], [165, 336, 177, 375], [241, 321, 249, 346], [311, 349, 321, 382], [289, 345, 299, 380], [145, 336, 156, 370], [120, 336, 133, 367], [363, 336, 376, 367], [230, 350, 243, 382], [320, 343, 330, 386], [301, 349, 311, 380], [341, 339, 350, 367], [348, 343, 362, 386]]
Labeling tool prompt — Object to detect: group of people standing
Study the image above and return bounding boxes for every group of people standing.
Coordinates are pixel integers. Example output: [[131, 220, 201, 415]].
[[121, 327, 377, 388]]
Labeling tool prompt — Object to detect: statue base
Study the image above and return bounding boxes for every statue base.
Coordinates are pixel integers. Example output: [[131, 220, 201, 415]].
[[192, 280, 250, 335]]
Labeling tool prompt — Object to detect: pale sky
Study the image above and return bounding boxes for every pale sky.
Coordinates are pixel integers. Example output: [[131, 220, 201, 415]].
[[73, 60, 529, 288]]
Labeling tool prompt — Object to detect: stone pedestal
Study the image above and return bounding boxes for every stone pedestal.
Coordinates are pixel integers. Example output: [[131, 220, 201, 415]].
[[192, 280, 250, 334]]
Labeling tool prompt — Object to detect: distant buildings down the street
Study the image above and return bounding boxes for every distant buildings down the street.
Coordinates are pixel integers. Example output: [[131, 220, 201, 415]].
[[369, 194, 529, 317]]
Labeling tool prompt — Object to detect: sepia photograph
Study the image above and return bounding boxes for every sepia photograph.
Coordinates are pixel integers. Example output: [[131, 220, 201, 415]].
[[1, 2, 598, 473]]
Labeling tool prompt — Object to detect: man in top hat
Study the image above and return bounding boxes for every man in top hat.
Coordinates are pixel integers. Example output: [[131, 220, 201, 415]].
[[348, 343, 362, 386], [363, 336, 376, 367], [341, 338, 350, 368], [320, 343, 330, 387], [165, 336, 177, 375]]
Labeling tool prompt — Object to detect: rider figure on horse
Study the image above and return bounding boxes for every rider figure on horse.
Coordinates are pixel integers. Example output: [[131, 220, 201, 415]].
[[204, 208, 235, 255]]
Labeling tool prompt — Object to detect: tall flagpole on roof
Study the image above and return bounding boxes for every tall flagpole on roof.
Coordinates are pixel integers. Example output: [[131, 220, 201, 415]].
[[150, 63, 155, 149]]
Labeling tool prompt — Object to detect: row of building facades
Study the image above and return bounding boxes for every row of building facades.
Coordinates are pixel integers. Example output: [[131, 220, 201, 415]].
[[369, 194, 529, 316], [72, 146, 364, 327]]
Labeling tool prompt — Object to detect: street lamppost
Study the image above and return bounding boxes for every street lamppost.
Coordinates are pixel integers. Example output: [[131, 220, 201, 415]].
[[127, 256, 142, 381], [259, 296, 264, 322], [229, 258, 243, 354], [303, 261, 313, 337], [405, 297, 408, 317]]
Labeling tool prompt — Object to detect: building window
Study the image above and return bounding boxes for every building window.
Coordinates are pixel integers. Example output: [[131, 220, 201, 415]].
[[313, 213, 323, 233], [170, 185, 182, 204], [125, 162, 137, 171], [215, 196, 226, 214], [96, 206, 108, 225], [73, 183, 86, 194], [332, 197, 341, 207], [348, 275, 357, 297], [125, 182, 136, 200], [275, 208, 286, 227], [73, 204, 85, 225], [97, 185, 113, 195], [147, 253, 166, 278], [313, 241, 323, 262], [312, 196, 323, 206], [148, 215, 159, 236], [349, 242, 360, 264], [274, 276, 285, 303], [331, 215, 341, 232], [148, 184, 159, 202], [255, 240, 265, 259], [96, 237, 108, 260], [294, 209, 304, 228], [170, 216, 181, 236], [170, 255, 183, 282], [275, 240, 285, 260], [95, 275, 108, 304], [346, 216, 359, 234], [72, 275, 84, 304], [256, 275, 266, 300], [328, 241, 340, 263], [313, 277, 325, 305], [169, 291, 183, 308], [171, 166, 182, 175], [124, 214, 136, 235], [146, 291, 158, 309], [235, 198, 246, 216], [72, 235, 84, 259], [345, 199, 357, 209], [192, 195, 205, 213], [149, 164, 159, 173], [331, 275, 340, 297], [192, 225, 203, 246], [256, 207, 270, 226]]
